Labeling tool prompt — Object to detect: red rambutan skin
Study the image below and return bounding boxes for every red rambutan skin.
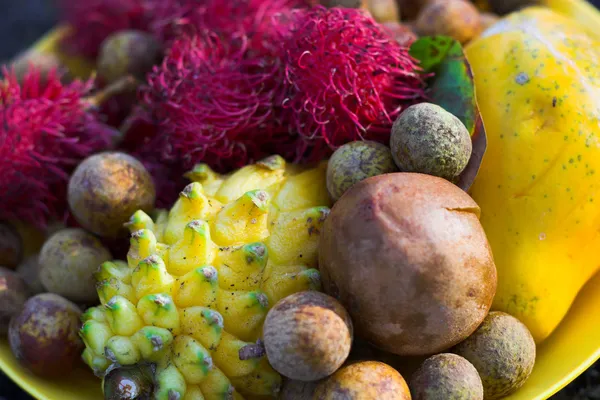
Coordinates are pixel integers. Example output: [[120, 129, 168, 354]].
[[58, 0, 190, 59], [282, 6, 426, 162], [121, 33, 288, 207], [0, 67, 115, 228]]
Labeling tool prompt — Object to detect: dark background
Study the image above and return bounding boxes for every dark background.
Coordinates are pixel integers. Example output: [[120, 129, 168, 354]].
[[0, 0, 599, 399]]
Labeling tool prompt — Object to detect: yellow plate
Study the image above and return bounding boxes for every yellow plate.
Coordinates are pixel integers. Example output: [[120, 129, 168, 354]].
[[1, 25, 599, 400]]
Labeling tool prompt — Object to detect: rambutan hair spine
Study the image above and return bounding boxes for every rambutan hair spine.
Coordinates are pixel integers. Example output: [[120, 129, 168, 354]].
[[280, 6, 427, 162], [0, 66, 131, 228], [120, 31, 290, 207]]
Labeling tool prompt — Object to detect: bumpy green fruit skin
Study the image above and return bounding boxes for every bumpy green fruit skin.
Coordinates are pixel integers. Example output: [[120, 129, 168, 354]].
[[8, 293, 83, 377], [390, 103, 472, 181], [410, 353, 483, 400], [39, 228, 112, 303], [98, 30, 163, 84], [452, 311, 536, 400], [0, 267, 29, 334], [326, 141, 398, 201], [68, 152, 156, 239]]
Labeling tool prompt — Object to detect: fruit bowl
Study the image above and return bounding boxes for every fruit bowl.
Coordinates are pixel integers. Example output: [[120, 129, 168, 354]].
[[1, 26, 599, 400]]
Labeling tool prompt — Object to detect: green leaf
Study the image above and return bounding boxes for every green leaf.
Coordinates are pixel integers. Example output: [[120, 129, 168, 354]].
[[409, 35, 487, 192]]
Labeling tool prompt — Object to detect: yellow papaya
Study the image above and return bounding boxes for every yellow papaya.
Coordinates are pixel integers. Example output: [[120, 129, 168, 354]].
[[540, 0, 600, 40], [466, 7, 600, 343]]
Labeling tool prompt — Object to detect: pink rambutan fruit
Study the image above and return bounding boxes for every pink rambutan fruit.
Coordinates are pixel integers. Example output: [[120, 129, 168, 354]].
[[58, 0, 189, 59], [120, 32, 287, 207], [0, 67, 118, 228], [181, 0, 307, 57], [281, 6, 426, 162]]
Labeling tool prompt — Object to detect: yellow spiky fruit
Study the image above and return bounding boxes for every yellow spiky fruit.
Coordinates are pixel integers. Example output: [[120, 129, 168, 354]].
[[81, 156, 330, 399]]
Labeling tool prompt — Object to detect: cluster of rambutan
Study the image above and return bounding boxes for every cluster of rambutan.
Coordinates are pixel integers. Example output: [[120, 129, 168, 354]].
[[0, 68, 117, 227], [1, 1, 427, 223]]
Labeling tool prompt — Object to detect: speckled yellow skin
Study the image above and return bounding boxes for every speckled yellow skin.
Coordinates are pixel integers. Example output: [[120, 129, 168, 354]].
[[466, 8, 600, 343], [80, 156, 331, 399]]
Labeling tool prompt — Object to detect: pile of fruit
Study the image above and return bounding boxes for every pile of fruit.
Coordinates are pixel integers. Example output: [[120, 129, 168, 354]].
[[1, 0, 600, 399]]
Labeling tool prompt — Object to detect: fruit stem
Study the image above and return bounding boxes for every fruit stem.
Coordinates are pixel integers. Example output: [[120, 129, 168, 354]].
[[84, 75, 138, 108], [238, 339, 266, 360]]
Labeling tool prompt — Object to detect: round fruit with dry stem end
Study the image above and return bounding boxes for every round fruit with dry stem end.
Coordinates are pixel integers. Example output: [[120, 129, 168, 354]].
[[487, 0, 540, 15], [480, 12, 500, 30], [0, 267, 29, 334], [314, 361, 411, 399], [390, 102, 472, 182], [319, 173, 497, 356], [103, 364, 155, 400], [98, 30, 164, 85], [9, 293, 83, 377], [410, 353, 483, 400], [0, 221, 22, 269], [415, 0, 482, 44], [367, 0, 400, 23], [452, 311, 536, 400], [263, 291, 353, 381], [39, 228, 112, 303], [68, 152, 156, 239], [279, 378, 321, 399], [327, 141, 398, 202], [16, 255, 44, 294]]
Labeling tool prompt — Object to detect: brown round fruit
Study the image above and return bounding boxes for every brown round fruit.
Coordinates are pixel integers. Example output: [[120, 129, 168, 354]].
[[314, 361, 411, 399], [68, 152, 156, 239], [0, 267, 29, 334], [10, 49, 69, 84], [452, 311, 536, 400], [397, 0, 432, 19], [410, 353, 484, 400], [318, 173, 497, 356], [98, 30, 163, 84], [382, 22, 419, 47], [39, 228, 112, 303], [263, 291, 353, 381], [0, 221, 23, 269], [9, 293, 83, 377], [415, 0, 482, 44], [16, 255, 45, 295]]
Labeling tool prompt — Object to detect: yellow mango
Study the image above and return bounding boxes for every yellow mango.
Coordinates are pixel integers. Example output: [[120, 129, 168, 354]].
[[541, 0, 600, 40], [466, 7, 600, 343]]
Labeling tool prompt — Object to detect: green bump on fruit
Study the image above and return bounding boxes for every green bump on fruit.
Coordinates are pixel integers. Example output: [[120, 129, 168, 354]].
[[82, 348, 110, 377], [244, 243, 268, 267], [105, 296, 144, 336], [125, 210, 155, 234], [132, 255, 174, 299], [155, 364, 187, 400], [80, 320, 113, 356], [180, 307, 224, 351], [256, 155, 287, 171], [410, 353, 484, 400], [137, 293, 181, 333], [452, 311, 536, 400], [132, 326, 174, 360], [105, 336, 141, 365], [390, 102, 472, 181], [326, 140, 399, 201], [218, 291, 269, 341], [97, 277, 136, 305], [81, 307, 106, 323], [174, 267, 218, 308], [173, 336, 214, 384], [127, 229, 158, 269], [95, 260, 131, 284]]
